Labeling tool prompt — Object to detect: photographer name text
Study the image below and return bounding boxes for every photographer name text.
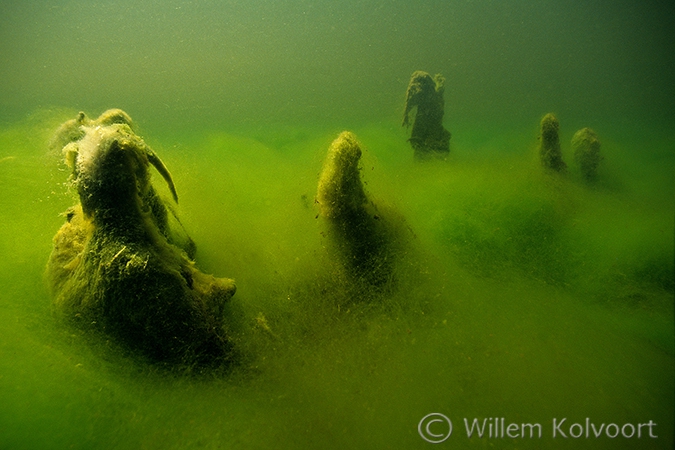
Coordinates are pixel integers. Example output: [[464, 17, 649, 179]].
[[465, 417, 657, 439], [417, 414, 657, 443]]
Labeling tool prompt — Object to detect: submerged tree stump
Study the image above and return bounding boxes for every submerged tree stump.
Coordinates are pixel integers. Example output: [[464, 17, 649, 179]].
[[572, 127, 603, 182], [538, 113, 567, 172], [402, 71, 451, 160], [46, 110, 236, 367], [316, 132, 409, 289]]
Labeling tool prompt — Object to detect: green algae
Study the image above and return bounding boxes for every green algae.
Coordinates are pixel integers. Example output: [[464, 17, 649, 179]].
[[0, 111, 673, 449]]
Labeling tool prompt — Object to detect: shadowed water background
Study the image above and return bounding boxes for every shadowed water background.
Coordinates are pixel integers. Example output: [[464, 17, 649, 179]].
[[0, 1, 673, 449]]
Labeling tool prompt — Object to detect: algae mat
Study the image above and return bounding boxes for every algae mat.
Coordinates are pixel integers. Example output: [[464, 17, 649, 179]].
[[0, 112, 672, 449]]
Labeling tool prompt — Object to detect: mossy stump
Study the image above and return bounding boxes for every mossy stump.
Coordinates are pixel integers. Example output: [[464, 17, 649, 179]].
[[539, 113, 567, 172], [316, 132, 400, 288], [46, 110, 236, 367], [572, 127, 602, 182], [402, 71, 451, 160]]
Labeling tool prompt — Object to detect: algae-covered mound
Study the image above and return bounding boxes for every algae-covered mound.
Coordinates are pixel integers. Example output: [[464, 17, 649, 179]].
[[572, 127, 603, 182], [46, 110, 236, 367], [402, 71, 451, 160], [538, 113, 567, 172], [316, 131, 409, 288]]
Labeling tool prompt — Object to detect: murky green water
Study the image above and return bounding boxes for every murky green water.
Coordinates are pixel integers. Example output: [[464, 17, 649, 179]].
[[1, 1, 673, 449]]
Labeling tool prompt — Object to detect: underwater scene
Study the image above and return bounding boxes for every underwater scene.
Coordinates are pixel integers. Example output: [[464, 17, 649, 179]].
[[1, 0, 674, 449]]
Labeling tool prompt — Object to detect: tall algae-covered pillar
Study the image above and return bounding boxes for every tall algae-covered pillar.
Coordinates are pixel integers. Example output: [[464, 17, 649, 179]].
[[316, 132, 399, 288], [538, 113, 567, 172], [402, 71, 451, 160], [572, 127, 602, 182], [46, 110, 236, 367]]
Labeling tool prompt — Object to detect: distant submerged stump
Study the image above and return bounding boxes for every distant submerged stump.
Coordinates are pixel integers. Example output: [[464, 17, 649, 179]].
[[46, 109, 236, 367], [402, 71, 451, 160], [538, 113, 567, 172], [572, 127, 602, 182]]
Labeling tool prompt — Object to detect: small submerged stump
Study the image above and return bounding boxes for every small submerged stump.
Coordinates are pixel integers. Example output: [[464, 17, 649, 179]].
[[46, 110, 236, 367], [538, 113, 567, 172], [402, 71, 451, 160], [572, 127, 602, 182], [316, 132, 404, 288]]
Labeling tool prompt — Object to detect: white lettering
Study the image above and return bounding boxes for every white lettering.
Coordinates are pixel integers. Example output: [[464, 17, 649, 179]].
[[463, 417, 656, 440], [464, 418, 487, 438], [553, 418, 567, 438], [506, 423, 519, 438], [621, 423, 635, 438], [591, 422, 605, 437], [569, 423, 583, 438], [639, 420, 658, 438], [521, 423, 542, 438]]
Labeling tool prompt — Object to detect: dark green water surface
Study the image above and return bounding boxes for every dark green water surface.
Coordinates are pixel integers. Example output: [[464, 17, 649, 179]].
[[1, 1, 673, 449]]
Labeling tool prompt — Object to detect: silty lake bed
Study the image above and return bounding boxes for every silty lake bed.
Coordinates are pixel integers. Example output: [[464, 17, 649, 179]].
[[0, 0, 674, 448], [0, 110, 672, 449]]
